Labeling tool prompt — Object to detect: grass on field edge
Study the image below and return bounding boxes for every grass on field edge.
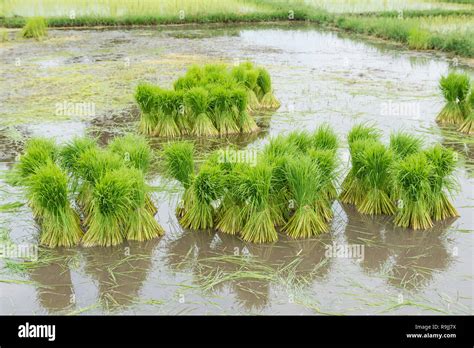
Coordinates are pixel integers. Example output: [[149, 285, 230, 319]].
[[0, 4, 472, 57]]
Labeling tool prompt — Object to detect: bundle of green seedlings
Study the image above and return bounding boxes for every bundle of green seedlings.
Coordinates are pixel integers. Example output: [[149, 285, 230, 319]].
[[12, 134, 164, 248], [340, 124, 459, 230], [21, 17, 47, 40], [457, 91, 474, 135], [162, 124, 339, 243], [12, 138, 82, 247], [436, 72, 472, 130], [135, 62, 279, 137]]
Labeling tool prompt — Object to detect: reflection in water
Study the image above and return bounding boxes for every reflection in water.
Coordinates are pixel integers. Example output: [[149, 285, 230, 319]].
[[28, 249, 77, 313], [166, 228, 333, 311], [439, 127, 474, 177], [82, 239, 159, 310], [342, 204, 454, 291]]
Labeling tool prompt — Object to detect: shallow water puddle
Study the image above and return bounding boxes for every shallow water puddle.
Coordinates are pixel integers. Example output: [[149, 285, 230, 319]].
[[0, 23, 472, 315]]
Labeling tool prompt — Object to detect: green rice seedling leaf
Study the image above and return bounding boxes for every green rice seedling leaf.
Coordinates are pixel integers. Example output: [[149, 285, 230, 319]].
[[15, 138, 58, 181], [394, 153, 434, 230], [108, 133, 152, 172], [208, 86, 240, 135], [356, 142, 396, 215], [287, 130, 313, 153], [135, 83, 163, 134], [309, 148, 339, 203], [180, 164, 223, 230], [76, 148, 124, 186], [0, 202, 24, 212], [340, 138, 377, 206], [283, 156, 328, 238], [424, 145, 459, 221], [347, 124, 381, 150], [82, 169, 134, 247], [233, 162, 279, 243], [153, 90, 182, 137], [256, 67, 272, 97], [457, 92, 474, 134], [27, 162, 82, 247], [185, 87, 218, 136], [162, 141, 195, 189], [75, 148, 124, 215], [59, 136, 97, 173], [389, 132, 423, 160], [437, 72, 471, 125], [311, 124, 339, 153], [21, 17, 47, 40], [118, 167, 165, 241]]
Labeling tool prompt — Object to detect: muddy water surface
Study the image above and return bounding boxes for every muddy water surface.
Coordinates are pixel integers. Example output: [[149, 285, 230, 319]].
[[0, 23, 472, 314]]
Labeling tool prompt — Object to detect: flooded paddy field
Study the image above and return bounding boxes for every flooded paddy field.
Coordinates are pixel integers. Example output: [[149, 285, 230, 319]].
[[0, 23, 472, 315]]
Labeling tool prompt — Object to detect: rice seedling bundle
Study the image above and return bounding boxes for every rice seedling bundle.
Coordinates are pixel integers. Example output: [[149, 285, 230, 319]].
[[21, 17, 47, 40], [135, 62, 279, 137], [108, 134, 151, 172], [208, 86, 240, 135], [233, 163, 278, 243], [13, 135, 166, 248], [180, 164, 223, 230], [308, 149, 337, 221], [154, 89, 183, 137], [108, 133, 156, 213], [231, 64, 260, 111], [389, 131, 423, 160], [215, 163, 248, 235], [282, 156, 328, 239], [15, 138, 58, 181], [256, 68, 280, 110], [162, 141, 195, 217], [27, 162, 83, 247], [457, 91, 474, 134], [60, 136, 97, 173], [119, 168, 165, 241], [340, 124, 381, 205], [436, 72, 471, 125], [135, 83, 161, 135], [394, 153, 434, 230], [74, 148, 124, 216], [424, 145, 459, 221], [231, 88, 259, 134], [310, 124, 339, 200], [185, 87, 218, 137], [355, 142, 396, 216], [81, 169, 134, 247]]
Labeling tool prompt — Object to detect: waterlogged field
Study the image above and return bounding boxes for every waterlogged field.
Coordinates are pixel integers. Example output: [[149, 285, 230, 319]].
[[0, 24, 473, 315]]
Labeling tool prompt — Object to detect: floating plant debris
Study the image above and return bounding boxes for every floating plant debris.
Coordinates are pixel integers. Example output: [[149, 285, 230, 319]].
[[135, 62, 279, 137]]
